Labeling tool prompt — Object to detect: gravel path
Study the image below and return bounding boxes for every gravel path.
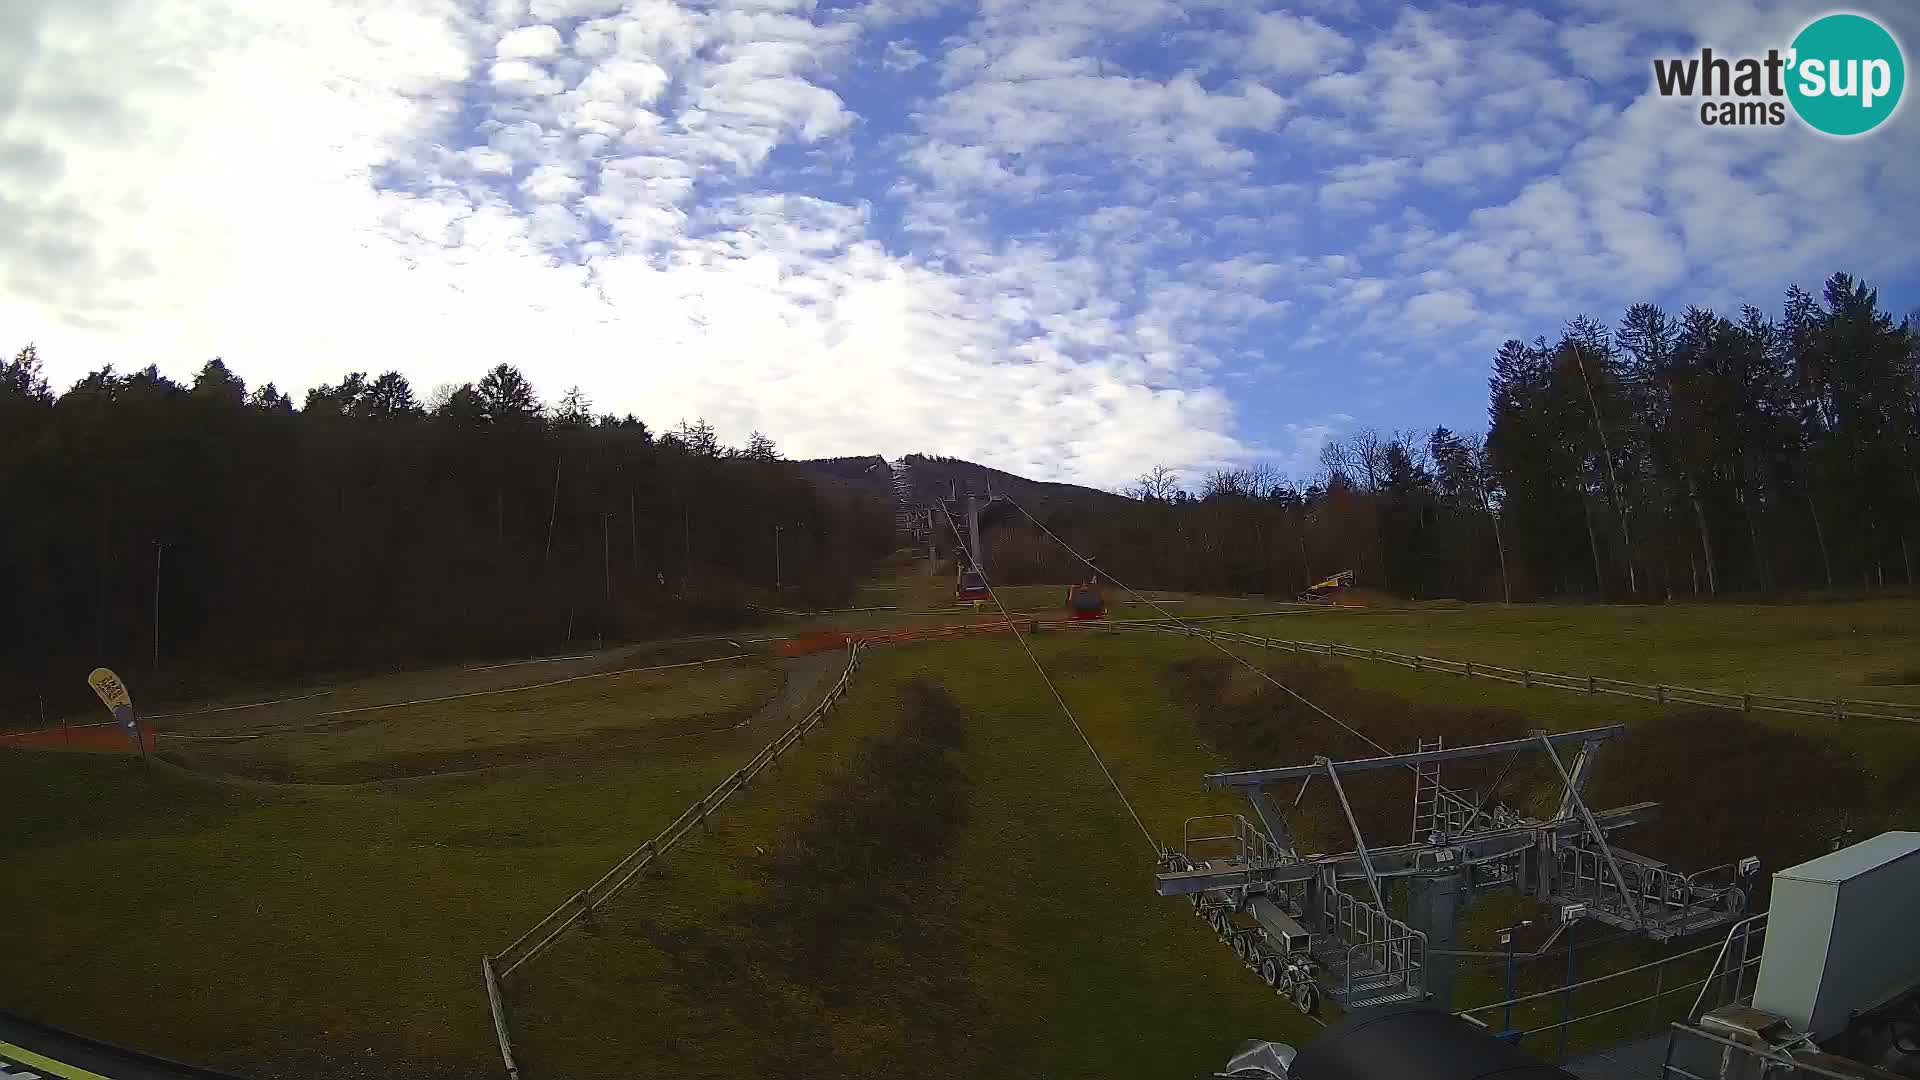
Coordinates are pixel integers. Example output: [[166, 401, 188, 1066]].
[[734, 649, 847, 732]]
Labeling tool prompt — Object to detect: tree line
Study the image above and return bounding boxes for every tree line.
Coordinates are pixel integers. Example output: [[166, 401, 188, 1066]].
[[0, 355, 891, 720], [998, 273, 1918, 602]]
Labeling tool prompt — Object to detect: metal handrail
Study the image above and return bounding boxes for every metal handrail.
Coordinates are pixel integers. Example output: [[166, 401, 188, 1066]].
[[1458, 935, 1729, 1017], [1688, 912, 1767, 1020], [490, 641, 865, 980], [1660, 1022, 1863, 1080], [1181, 814, 1286, 868]]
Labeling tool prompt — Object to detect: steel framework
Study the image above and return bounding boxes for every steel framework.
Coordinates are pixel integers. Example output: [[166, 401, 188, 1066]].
[[1159, 726, 1757, 1014]]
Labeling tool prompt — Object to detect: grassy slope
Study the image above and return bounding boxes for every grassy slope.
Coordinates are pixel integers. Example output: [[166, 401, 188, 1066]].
[[512, 633, 1314, 1079], [0, 664, 797, 1079], [1236, 598, 1920, 705], [8, 592, 1920, 1077], [163, 661, 776, 783], [1228, 600, 1920, 785], [511, 607, 1905, 1079]]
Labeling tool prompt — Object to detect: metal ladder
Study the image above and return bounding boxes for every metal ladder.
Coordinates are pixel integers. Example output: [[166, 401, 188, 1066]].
[[1411, 736, 1444, 842]]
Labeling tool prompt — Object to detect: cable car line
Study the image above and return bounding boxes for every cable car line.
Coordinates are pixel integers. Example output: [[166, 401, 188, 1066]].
[[936, 503, 1160, 857], [1001, 494, 1406, 767]]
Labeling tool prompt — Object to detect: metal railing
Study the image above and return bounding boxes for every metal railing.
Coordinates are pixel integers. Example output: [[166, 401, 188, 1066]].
[[1659, 1021, 1849, 1080], [1555, 845, 1745, 933], [1075, 623, 1920, 727], [1455, 930, 1762, 1060], [480, 642, 866, 1079], [1688, 914, 1767, 1021], [1181, 814, 1288, 869], [1319, 880, 1426, 1002]]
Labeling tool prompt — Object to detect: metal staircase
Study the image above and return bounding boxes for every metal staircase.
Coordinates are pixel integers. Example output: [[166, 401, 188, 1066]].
[[1310, 879, 1428, 1008]]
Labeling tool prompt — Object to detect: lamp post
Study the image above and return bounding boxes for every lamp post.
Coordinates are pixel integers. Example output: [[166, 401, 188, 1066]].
[[152, 540, 167, 673], [1559, 904, 1587, 1063], [773, 524, 784, 593], [1498, 919, 1533, 1040]]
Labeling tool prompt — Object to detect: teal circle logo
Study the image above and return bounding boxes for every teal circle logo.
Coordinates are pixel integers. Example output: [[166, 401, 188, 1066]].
[[1787, 13, 1905, 136]]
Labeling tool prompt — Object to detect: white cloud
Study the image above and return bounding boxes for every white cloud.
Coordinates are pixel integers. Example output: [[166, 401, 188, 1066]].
[[490, 59, 563, 97], [497, 24, 563, 60], [1405, 288, 1479, 330], [1320, 157, 1410, 210], [7, 0, 1917, 490], [1, 0, 1265, 488], [520, 163, 584, 204], [881, 39, 927, 71], [1557, 21, 1636, 81], [1241, 13, 1353, 76]]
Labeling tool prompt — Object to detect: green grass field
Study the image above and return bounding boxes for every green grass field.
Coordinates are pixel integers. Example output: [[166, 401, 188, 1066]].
[[1235, 597, 1920, 706], [162, 658, 776, 783], [5, 581, 1919, 1078]]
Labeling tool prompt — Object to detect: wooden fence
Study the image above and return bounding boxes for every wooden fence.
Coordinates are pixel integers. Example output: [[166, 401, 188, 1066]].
[[1082, 623, 1920, 727], [481, 641, 866, 1079]]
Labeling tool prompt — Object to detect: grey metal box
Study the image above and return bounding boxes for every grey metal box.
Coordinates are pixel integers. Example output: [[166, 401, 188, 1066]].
[[1752, 832, 1920, 1040]]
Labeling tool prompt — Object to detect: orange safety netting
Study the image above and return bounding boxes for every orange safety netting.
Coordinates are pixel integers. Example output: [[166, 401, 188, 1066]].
[[0, 721, 157, 753]]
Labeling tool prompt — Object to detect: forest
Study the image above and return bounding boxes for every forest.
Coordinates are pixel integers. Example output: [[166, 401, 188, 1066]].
[[0, 357, 892, 720], [5, 270, 1914, 719], [996, 273, 1920, 603]]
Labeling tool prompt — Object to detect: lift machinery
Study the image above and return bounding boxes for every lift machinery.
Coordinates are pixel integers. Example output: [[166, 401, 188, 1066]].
[[1157, 725, 1758, 1014]]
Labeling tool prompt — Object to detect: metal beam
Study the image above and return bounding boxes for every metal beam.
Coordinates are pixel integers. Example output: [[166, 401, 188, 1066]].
[[1554, 740, 1602, 820], [1246, 790, 1298, 858], [1324, 757, 1384, 910], [1153, 802, 1659, 897], [1203, 725, 1627, 788], [1537, 733, 1644, 929]]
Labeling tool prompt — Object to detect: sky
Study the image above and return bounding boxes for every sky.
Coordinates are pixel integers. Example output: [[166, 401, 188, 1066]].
[[4, 0, 1917, 489]]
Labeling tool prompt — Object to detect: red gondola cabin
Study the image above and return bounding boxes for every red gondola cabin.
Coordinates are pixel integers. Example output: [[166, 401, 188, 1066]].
[[1066, 581, 1106, 619]]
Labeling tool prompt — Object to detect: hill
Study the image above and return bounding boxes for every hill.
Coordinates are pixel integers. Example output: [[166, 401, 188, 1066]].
[[794, 454, 896, 504], [893, 453, 1126, 508]]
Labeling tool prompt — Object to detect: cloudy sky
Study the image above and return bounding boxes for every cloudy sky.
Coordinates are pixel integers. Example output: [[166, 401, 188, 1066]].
[[4, 0, 1916, 488]]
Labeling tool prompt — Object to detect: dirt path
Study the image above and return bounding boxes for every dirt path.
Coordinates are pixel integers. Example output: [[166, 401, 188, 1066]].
[[736, 650, 847, 733]]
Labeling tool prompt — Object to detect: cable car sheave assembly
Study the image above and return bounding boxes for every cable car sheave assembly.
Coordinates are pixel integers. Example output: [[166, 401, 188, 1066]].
[[1159, 726, 1758, 1015]]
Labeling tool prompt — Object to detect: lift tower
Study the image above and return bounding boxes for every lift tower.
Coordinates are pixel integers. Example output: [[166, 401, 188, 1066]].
[[1157, 726, 1757, 1013], [940, 489, 1007, 574]]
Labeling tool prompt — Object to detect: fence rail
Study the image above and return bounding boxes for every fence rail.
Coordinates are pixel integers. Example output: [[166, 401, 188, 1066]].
[[1079, 623, 1920, 727], [1455, 931, 1761, 1061], [481, 641, 866, 1078]]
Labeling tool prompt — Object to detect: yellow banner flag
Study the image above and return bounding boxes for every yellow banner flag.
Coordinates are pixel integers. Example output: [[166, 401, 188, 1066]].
[[87, 667, 133, 711]]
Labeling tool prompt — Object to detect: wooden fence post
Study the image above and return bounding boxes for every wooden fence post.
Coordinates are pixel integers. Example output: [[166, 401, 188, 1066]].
[[1741, 694, 1751, 714], [1655, 685, 1666, 705], [483, 956, 521, 1080], [1523, 670, 1533, 688], [1587, 676, 1596, 694]]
